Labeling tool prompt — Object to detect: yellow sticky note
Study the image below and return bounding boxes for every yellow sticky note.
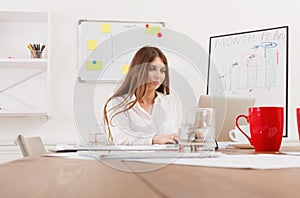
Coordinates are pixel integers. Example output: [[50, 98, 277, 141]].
[[87, 40, 97, 50], [122, 64, 129, 74], [101, 24, 111, 33], [86, 60, 103, 71], [145, 26, 161, 34]]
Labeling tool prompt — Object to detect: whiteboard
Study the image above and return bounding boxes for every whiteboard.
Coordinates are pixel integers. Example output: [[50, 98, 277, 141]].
[[78, 20, 165, 82], [208, 26, 288, 136]]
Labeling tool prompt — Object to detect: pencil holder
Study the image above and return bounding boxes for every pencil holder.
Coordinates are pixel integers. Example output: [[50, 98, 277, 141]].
[[31, 50, 43, 58]]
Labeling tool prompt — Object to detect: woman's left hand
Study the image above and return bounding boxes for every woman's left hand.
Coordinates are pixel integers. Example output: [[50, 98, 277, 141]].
[[152, 133, 178, 144]]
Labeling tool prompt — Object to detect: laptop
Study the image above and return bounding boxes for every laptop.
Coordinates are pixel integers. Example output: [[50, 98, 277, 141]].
[[198, 95, 255, 141]]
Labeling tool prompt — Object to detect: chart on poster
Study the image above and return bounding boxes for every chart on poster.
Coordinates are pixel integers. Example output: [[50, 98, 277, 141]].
[[208, 26, 288, 136], [208, 26, 288, 105]]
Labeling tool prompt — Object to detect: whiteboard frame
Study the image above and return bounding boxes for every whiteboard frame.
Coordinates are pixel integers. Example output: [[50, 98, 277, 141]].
[[207, 26, 289, 137], [78, 19, 165, 83]]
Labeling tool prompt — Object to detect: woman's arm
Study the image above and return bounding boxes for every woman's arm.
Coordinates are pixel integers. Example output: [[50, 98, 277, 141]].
[[107, 97, 155, 145], [152, 94, 182, 144], [110, 124, 154, 145]]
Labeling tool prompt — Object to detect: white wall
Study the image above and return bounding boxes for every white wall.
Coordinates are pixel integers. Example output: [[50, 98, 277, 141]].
[[1, 0, 300, 144]]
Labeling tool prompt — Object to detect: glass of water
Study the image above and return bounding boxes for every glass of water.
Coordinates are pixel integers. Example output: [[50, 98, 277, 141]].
[[179, 108, 215, 152]]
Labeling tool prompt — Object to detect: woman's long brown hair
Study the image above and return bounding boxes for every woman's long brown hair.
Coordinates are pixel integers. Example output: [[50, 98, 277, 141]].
[[103, 46, 170, 142]]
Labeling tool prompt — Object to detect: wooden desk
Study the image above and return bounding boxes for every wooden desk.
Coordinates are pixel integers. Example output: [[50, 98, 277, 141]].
[[0, 147, 300, 198]]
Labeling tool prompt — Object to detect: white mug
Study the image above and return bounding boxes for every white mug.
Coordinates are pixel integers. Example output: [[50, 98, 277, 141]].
[[228, 125, 250, 142]]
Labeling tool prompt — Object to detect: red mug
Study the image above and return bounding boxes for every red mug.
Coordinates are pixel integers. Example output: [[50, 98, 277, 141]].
[[236, 107, 284, 151], [296, 108, 300, 140]]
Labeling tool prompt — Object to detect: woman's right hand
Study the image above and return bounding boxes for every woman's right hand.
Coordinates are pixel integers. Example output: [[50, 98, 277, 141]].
[[152, 133, 178, 144]]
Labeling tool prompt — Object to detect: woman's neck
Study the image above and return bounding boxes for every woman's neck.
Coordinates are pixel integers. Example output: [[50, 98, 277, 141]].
[[139, 91, 156, 104], [138, 91, 156, 113]]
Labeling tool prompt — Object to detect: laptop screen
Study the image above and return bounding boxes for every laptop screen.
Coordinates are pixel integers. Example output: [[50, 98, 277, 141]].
[[198, 95, 255, 141]]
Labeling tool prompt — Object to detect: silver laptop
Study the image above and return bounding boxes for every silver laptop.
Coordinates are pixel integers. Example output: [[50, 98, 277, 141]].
[[198, 95, 255, 141]]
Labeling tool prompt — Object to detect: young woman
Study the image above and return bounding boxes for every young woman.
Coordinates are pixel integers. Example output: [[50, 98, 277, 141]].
[[103, 46, 182, 145]]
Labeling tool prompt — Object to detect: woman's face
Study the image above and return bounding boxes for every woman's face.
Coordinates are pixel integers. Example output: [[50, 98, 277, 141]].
[[146, 56, 166, 91]]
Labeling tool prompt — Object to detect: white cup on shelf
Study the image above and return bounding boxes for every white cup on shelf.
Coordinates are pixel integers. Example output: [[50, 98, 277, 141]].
[[88, 124, 108, 145]]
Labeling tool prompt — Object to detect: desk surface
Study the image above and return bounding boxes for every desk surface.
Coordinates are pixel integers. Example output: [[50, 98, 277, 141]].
[[1, 146, 300, 198]]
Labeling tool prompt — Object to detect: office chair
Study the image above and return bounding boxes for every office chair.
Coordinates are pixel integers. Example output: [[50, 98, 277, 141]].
[[16, 134, 47, 157]]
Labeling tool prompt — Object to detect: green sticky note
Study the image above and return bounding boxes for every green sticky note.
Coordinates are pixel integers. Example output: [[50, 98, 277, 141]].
[[86, 61, 103, 71], [146, 26, 161, 34]]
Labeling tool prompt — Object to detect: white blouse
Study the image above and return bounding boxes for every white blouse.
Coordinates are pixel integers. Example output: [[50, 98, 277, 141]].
[[107, 92, 182, 145]]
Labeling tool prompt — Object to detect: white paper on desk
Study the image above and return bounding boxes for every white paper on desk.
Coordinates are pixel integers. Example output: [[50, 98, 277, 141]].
[[126, 154, 300, 169], [97, 151, 221, 159], [43, 152, 95, 160], [53, 144, 178, 152], [216, 141, 231, 149], [281, 152, 300, 156]]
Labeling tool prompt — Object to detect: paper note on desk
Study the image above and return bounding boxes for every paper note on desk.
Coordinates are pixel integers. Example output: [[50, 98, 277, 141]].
[[52, 144, 179, 152], [281, 152, 300, 156], [127, 154, 300, 169], [43, 152, 94, 160], [98, 151, 221, 159]]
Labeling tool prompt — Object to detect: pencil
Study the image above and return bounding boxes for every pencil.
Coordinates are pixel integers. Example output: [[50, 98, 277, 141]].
[[28, 44, 37, 58], [41, 45, 46, 52]]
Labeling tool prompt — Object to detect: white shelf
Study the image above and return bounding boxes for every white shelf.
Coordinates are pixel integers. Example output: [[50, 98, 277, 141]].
[[0, 58, 47, 68], [0, 10, 48, 117], [0, 109, 47, 117], [0, 11, 47, 23]]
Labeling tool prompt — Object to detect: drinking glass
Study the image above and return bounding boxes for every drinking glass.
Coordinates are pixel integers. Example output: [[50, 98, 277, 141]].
[[179, 108, 215, 152]]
